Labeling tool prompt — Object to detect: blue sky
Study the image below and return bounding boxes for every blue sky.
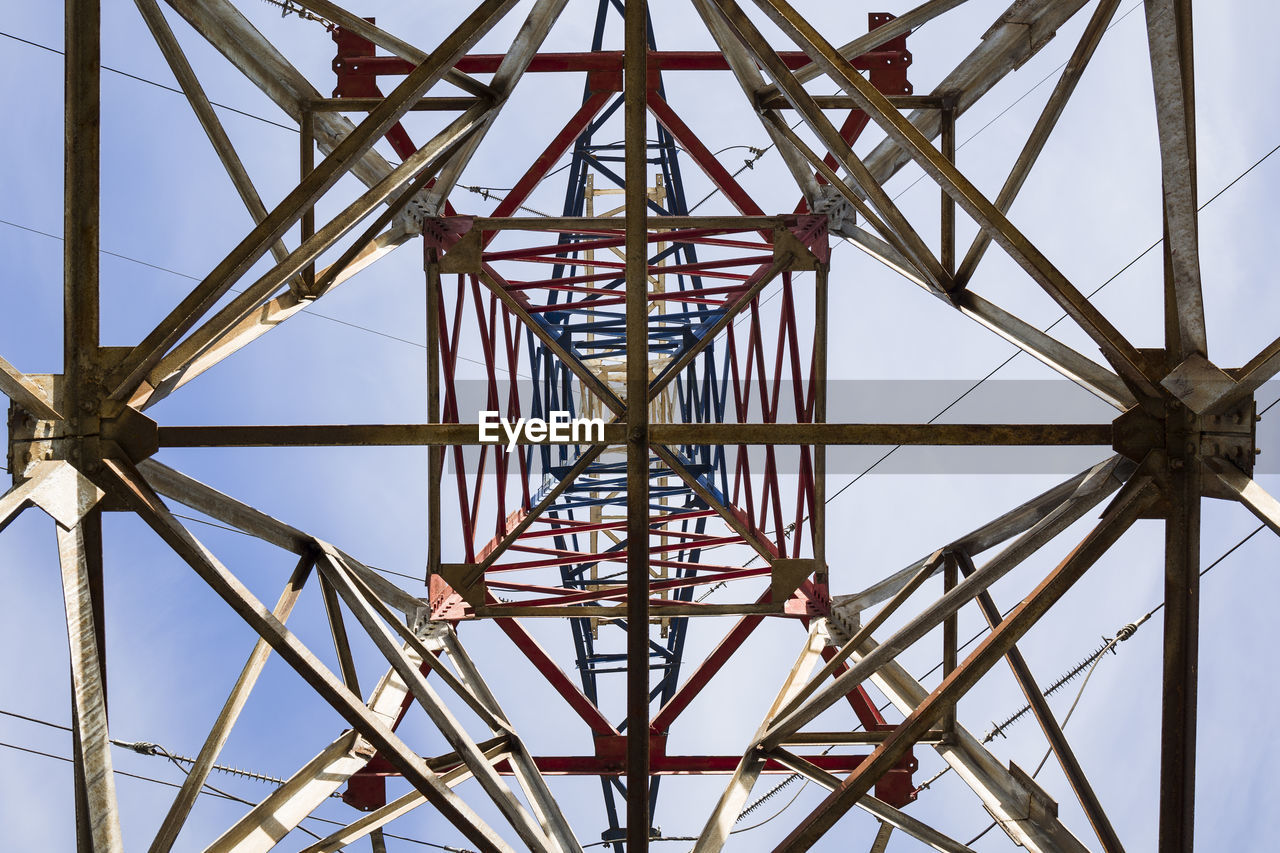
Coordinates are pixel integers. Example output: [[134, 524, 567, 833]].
[[2, 1, 1279, 850]]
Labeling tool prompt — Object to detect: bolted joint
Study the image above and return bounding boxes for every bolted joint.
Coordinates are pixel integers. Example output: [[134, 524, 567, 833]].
[[99, 406, 159, 465], [1113, 394, 1258, 492]]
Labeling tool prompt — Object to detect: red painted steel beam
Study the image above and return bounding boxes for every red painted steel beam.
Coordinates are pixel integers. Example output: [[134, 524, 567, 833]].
[[339, 50, 909, 76], [489, 567, 771, 608], [485, 90, 615, 230], [650, 94, 766, 220], [495, 610, 619, 737], [651, 589, 772, 732], [353, 753, 872, 777], [491, 536, 745, 571], [483, 230, 769, 262]]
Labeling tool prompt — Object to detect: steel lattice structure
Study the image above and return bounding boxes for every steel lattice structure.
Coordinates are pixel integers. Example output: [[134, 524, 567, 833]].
[[3, 0, 1277, 851]]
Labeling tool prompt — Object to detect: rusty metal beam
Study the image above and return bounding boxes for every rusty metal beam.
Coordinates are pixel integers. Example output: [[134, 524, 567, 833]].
[[692, 621, 829, 853], [58, 511, 122, 853], [153, 422, 1113, 447], [838, 458, 1134, 613], [102, 458, 513, 853], [1206, 457, 1280, 536], [1159, 445, 1201, 852], [955, 549, 1125, 853], [148, 554, 314, 853], [64, 0, 99, 407], [134, 227, 410, 410], [1, 462, 104, 535], [686, 0, 821, 201], [0, 355, 61, 421], [289, 0, 492, 97], [1147, 0, 1205, 361], [747, 0, 1162, 401], [297, 743, 505, 853], [138, 460, 422, 616], [757, 110, 942, 288], [435, 627, 583, 853], [859, 0, 1092, 186], [418, 0, 573, 215], [144, 103, 486, 398], [314, 552, 556, 851], [774, 471, 1157, 850], [109, 0, 518, 401], [954, 290, 1137, 411], [756, 0, 970, 97], [762, 454, 1128, 747], [624, 0, 651, 845], [704, 1, 949, 289], [775, 552, 943, 724], [206, 730, 373, 853], [826, 619, 1090, 851], [316, 569, 361, 695], [133, 0, 301, 291], [163, 0, 392, 186], [764, 749, 975, 853], [955, 0, 1122, 288]]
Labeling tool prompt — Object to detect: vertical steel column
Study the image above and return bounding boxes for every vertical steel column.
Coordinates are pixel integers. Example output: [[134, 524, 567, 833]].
[[939, 105, 955, 282], [65, 2, 105, 849], [1161, 419, 1202, 852], [301, 108, 316, 293], [65, 0, 99, 394], [427, 254, 442, 577], [1157, 3, 1201, 844], [625, 0, 651, 847], [812, 261, 827, 572], [60, 515, 122, 853], [940, 553, 958, 742], [939, 109, 958, 743], [1154, 0, 1202, 362]]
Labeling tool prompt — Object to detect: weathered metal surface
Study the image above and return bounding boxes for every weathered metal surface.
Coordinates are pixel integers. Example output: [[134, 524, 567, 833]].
[[206, 730, 375, 853], [153, 422, 1112, 446], [955, 0, 1122, 289], [105, 458, 513, 852], [58, 513, 123, 853], [776, 473, 1158, 850], [691, 621, 828, 853], [6, 1, 1274, 849], [763, 456, 1128, 747], [956, 550, 1125, 853], [1160, 412, 1202, 853], [748, 0, 1160, 401], [148, 555, 313, 853], [624, 1, 652, 844]]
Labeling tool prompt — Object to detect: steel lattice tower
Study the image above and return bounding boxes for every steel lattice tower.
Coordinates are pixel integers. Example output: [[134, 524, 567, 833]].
[[2, 1, 1277, 851]]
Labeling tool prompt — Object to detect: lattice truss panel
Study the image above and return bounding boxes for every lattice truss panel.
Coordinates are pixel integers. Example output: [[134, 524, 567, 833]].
[[2, 0, 1278, 851]]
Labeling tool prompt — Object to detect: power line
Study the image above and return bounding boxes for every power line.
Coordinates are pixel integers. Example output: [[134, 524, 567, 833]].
[[699, 2, 1146, 331], [0, 30, 296, 132], [0, 217, 513, 376], [171, 512, 425, 585], [0, 726, 472, 851], [957, 522, 1270, 844], [2, 9, 1274, 847], [824, 133, 1280, 509], [0, 31, 520, 375], [695, 126, 1280, 592], [888, 2, 1145, 202]]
